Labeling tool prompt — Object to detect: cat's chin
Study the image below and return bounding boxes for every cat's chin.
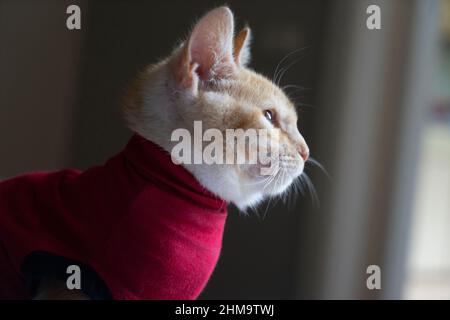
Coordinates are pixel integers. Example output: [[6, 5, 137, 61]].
[[182, 162, 301, 212]]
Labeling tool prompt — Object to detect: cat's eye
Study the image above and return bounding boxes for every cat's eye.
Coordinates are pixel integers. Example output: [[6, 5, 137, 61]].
[[263, 110, 274, 123]]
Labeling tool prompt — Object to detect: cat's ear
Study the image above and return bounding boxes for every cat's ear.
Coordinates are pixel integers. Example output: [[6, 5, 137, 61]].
[[171, 7, 236, 91], [233, 27, 251, 67]]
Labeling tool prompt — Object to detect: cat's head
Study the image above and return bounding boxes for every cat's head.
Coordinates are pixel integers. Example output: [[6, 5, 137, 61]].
[[124, 7, 309, 210]]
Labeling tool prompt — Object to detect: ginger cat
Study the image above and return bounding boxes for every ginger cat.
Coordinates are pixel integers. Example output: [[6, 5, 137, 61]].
[[124, 6, 309, 211]]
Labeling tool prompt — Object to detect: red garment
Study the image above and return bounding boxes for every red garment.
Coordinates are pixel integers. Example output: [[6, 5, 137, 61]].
[[0, 134, 227, 299]]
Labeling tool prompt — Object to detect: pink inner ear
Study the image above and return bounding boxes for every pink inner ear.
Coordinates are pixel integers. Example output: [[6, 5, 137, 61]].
[[188, 7, 236, 81]]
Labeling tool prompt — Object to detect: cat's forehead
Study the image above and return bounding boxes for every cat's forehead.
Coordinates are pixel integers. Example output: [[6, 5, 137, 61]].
[[230, 69, 296, 114]]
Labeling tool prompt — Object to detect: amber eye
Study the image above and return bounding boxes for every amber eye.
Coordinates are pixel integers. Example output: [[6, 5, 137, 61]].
[[263, 110, 274, 123]]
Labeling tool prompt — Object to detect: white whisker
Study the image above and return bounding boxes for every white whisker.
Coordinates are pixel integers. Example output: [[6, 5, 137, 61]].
[[306, 157, 331, 181], [275, 56, 304, 86], [272, 46, 311, 85], [301, 172, 320, 208]]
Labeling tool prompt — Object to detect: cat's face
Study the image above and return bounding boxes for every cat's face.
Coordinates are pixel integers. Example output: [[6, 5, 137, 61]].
[[124, 7, 309, 210]]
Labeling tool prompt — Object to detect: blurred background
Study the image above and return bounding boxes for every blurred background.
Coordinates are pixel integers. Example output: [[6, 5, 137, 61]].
[[0, 0, 448, 299]]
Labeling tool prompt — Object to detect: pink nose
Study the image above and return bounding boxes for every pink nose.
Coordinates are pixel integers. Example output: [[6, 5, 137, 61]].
[[298, 143, 309, 162]]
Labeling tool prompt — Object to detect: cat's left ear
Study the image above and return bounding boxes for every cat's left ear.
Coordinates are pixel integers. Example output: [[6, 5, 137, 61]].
[[233, 27, 251, 67], [170, 7, 236, 92]]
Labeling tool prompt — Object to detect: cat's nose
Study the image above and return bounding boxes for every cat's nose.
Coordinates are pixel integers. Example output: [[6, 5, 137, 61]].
[[298, 143, 309, 162]]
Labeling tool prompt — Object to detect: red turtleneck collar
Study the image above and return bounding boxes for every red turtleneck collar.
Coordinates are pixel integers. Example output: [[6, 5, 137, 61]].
[[0, 134, 228, 299]]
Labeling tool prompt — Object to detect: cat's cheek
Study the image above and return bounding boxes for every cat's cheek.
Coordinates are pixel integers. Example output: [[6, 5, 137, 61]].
[[243, 163, 263, 178], [240, 163, 276, 182], [294, 160, 305, 177]]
